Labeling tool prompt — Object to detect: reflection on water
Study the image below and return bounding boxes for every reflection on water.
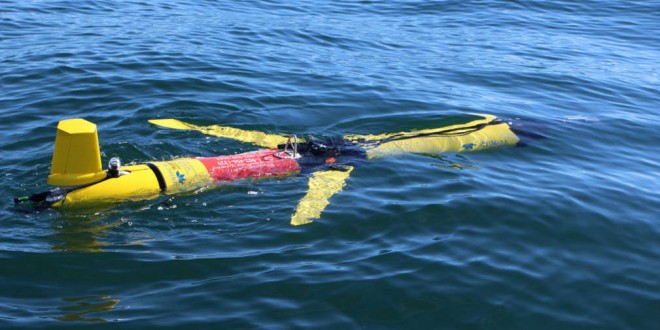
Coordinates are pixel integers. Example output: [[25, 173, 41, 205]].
[[49, 200, 170, 252], [56, 295, 119, 322], [425, 153, 481, 170], [50, 211, 124, 252]]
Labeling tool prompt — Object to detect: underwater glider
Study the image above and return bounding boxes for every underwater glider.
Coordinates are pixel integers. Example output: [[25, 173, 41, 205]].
[[15, 114, 535, 225]]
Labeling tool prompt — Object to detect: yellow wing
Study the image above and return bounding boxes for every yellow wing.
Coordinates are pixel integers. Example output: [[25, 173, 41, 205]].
[[149, 118, 293, 148], [290, 166, 354, 226]]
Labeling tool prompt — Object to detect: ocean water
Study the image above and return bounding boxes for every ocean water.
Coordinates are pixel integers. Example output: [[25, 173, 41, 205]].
[[1, 0, 659, 328]]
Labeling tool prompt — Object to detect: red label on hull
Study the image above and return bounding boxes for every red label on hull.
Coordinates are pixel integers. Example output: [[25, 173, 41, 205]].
[[197, 149, 301, 182]]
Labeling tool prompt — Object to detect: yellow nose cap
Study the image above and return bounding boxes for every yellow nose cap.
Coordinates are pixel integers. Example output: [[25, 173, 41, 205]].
[[47, 118, 107, 187]]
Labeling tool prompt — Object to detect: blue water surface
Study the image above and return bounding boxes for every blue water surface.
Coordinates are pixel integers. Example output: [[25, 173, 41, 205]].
[[1, 0, 659, 328]]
